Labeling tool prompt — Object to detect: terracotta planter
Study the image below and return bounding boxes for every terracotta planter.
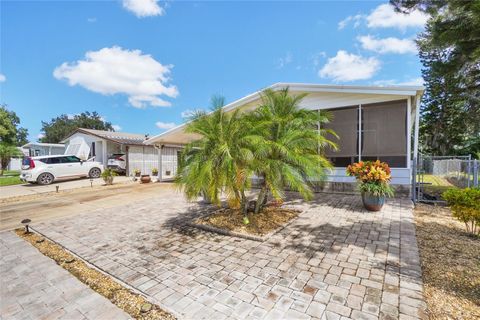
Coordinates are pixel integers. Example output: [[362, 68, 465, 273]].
[[103, 176, 114, 185], [361, 192, 385, 211], [140, 175, 151, 183]]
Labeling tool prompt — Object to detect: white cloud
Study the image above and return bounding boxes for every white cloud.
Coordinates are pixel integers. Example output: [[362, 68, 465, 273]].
[[112, 124, 122, 131], [276, 52, 293, 69], [155, 121, 176, 130], [87, 17, 97, 23], [373, 77, 424, 86], [366, 4, 428, 30], [54, 46, 178, 108], [319, 50, 380, 82], [338, 14, 363, 30], [0, 73, 6, 82], [358, 35, 417, 54], [37, 133, 45, 139], [122, 0, 164, 18]]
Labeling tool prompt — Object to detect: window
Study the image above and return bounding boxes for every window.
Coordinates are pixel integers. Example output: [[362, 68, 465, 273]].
[[40, 157, 61, 164], [361, 101, 407, 168], [323, 106, 359, 167], [321, 100, 408, 168], [61, 156, 81, 163], [89, 142, 96, 158]]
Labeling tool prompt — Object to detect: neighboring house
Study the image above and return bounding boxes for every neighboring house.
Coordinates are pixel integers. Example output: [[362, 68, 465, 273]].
[[22, 142, 65, 157], [146, 83, 425, 196], [61, 128, 181, 179], [5, 143, 66, 171]]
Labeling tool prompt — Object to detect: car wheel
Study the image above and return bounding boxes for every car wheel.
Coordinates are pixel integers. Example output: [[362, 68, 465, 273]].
[[37, 173, 54, 185], [89, 167, 101, 178]]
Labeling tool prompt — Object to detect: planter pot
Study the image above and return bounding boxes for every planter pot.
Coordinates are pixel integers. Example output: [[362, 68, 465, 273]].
[[103, 176, 114, 185], [361, 192, 385, 211], [140, 175, 151, 183]]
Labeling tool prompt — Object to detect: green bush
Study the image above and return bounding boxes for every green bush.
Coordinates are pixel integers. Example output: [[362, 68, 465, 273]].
[[442, 188, 480, 235]]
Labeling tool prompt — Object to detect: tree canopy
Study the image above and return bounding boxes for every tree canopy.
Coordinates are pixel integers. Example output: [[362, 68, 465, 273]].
[[391, 0, 480, 156], [40, 111, 114, 143], [0, 105, 28, 146]]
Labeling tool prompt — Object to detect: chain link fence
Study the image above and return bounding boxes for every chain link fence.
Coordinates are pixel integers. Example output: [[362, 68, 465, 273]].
[[412, 154, 479, 203]]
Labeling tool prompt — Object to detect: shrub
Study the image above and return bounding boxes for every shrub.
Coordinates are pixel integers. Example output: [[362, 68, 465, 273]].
[[101, 168, 117, 185], [151, 168, 158, 175], [442, 188, 480, 235], [346, 160, 394, 197]]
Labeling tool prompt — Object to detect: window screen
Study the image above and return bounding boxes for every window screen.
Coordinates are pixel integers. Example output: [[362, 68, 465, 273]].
[[361, 100, 407, 168], [323, 106, 359, 167]]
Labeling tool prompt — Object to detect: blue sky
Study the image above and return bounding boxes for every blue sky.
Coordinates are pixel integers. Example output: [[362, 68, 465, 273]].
[[0, 0, 427, 142]]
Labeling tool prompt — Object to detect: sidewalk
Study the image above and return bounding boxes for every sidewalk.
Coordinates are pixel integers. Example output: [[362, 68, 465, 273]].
[[0, 231, 130, 320], [0, 176, 133, 200]]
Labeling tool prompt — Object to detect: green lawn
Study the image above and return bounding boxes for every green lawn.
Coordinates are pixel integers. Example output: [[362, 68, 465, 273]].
[[0, 170, 23, 186]]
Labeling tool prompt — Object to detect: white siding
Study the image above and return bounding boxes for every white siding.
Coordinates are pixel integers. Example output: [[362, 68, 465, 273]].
[[323, 168, 411, 185], [127, 145, 159, 176], [161, 147, 182, 180]]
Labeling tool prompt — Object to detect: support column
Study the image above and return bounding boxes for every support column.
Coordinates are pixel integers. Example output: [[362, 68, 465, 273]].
[[159, 145, 163, 182]]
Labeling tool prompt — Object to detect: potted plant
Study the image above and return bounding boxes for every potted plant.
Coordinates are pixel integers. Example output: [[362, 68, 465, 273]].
[[346, 160, 394, 211], [140, 174, 151, 183], [133, 169, 141, 177], [101, 168, 117, 185], [151, 168, 158, 176]]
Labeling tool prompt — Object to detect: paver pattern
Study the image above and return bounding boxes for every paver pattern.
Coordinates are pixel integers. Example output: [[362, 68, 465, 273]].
[[0, 231, 130, 320], [33, 191, 426, 320]]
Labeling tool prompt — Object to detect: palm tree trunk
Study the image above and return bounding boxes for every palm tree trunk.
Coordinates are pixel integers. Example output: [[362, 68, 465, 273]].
[[254, 187, 267, 214]]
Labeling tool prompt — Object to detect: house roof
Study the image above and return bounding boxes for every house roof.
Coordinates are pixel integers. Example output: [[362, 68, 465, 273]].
[[145, 82, 425, 145], [22, 142, 65, 148], [62, 128, 149, 145]]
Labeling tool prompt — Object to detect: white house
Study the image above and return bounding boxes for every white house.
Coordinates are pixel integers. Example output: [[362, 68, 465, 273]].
[[146, 83, 424, 195], [61, 128, 181, 179], [22, 142, 65, 157]]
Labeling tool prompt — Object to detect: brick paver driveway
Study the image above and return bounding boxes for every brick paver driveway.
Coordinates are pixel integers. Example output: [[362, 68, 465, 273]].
[[33, 190, 426, 320], [0, 231, 129, 320]]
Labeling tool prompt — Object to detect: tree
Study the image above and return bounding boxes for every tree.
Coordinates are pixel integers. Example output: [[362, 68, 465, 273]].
[[248, 88, 337, 213], [176, 96, 254, 216], [417, 30, 474, 155], [391, 0, 480, 155], [0, 143, 22, 175], [40, 111, 114, 143], [0, 105, 29, 146]]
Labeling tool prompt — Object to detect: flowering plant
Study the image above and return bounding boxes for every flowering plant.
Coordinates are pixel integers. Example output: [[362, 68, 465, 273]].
[[346, 160, 394, 196]]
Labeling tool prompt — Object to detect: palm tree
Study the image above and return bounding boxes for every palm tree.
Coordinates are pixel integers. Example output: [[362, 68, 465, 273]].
[[176, 96, 254, 215], [249, 88, 337, 213]]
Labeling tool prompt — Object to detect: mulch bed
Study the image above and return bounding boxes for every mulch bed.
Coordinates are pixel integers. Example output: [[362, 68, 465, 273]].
[[193, 205, 299, 240], [414, 204, 480, 319], [15, 229, 175, 320]]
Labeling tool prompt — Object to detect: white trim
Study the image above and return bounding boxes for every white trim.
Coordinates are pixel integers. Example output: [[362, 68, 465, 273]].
[[358, 104, 362, 161], [407, 97, 411, 169], [146, 83, 425, 145], [413, 94, 421, 160]]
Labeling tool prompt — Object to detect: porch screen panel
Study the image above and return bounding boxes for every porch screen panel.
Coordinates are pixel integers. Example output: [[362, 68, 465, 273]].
[[361, 100, 407, 167], [323, 106, 358, 167]]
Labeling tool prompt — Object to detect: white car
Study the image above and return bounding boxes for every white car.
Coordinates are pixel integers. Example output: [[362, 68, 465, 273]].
[[20, 155, 104, 185], [107, 153, 126, 174]]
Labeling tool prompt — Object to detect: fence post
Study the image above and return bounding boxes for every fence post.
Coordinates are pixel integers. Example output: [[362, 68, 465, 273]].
[[412, 157, 417, 203], [474, 159, 479, 188]]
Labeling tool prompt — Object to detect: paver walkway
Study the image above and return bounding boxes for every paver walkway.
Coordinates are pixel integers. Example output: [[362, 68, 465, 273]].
[[0, 231, 130, 320], [32, 191, 426, 320]]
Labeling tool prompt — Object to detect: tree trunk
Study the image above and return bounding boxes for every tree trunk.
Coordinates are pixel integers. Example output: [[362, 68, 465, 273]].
[[254, 187, 267, 214]]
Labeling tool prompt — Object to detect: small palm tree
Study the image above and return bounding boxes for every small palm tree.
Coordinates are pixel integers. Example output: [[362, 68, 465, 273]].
[[176, 96, 254, 215], [249, 88, 337, 213]]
